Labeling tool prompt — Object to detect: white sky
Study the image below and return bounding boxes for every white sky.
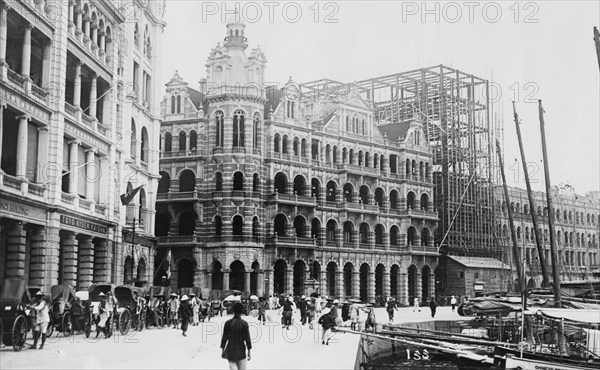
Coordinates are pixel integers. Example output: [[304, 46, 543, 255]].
[[160, 0, 600, 194]]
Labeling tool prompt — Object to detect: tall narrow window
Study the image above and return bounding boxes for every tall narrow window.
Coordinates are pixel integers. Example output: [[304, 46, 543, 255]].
[[253, 113, 260, 148], [215, 111, 224, 147], [233, 110, 245, 147], [176, 95, 181, 113]]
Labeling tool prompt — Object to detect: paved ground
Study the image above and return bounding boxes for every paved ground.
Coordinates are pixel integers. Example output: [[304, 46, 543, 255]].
[[1, 306, 463, 369]]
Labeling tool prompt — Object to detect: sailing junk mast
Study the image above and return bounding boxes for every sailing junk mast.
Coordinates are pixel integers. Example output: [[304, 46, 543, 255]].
[[538, 100, 562, 308], [512, 102, 549, 286], [496, 140, 526, 292]]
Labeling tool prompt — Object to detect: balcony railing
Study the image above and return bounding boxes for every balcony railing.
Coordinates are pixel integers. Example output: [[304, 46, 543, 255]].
[[79, 199, 91, 210], [266, 236, 316, 248], [95, 204, 107, 216], [2, 174, 22, 190], [61, 192, 75, 205], [64, 102, 78, 117], [158, 235, 201, 244], [31, 84, 49, 100], [28, 183, 45, 197], [7, 68, 25, 86]]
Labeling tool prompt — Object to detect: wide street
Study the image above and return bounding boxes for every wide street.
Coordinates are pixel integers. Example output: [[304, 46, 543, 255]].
[[1, 306, 463, 370]]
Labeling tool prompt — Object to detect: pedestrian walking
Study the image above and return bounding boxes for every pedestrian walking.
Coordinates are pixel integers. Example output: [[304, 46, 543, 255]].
[[318, 307, 334, 345], [169, 293, 179, 329], [386, 298, 398, 325], [190, 293, 200, 326], [315, 296, 322, 314], [429, 297, 437, 318], [221, 302, 252, 370], [307, 297, 316, 329], [178, 295, 193, 336], [298, 295, 308, 325], [281, 296, 294, 329], [450, 295, 457, 311], [413, 297, 420, 312], [361, 306, 376, 332], [330, 299, 341, 326], [257, 297, 267, 325], [29, 291, 49, 349]]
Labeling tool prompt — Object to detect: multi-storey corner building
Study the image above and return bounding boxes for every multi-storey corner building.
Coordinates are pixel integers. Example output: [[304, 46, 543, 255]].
[[495, 186, 600, 288], [0, 0, 165, 291], [156, 20, 438, 305]]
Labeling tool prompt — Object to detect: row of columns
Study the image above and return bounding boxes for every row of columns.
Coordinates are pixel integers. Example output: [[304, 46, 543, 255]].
[[68, 1, 110, 55], [66, 140, 101, 201], [60, 231, 110, 290]]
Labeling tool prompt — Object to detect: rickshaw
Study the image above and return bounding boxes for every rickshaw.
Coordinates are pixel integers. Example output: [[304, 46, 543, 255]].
[[114, 285, 146, 334], [47, 284, 91, 337], [0, 279, 33, 351], [221, 290, 242, 315], [146, 286, 167, 328], [89, 283, 115, 338], [208, 290, 223, 318], [240, 291, 251, 315]]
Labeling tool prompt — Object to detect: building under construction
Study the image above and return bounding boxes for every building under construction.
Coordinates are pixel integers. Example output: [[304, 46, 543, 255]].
[[300, 65, 501, 295]]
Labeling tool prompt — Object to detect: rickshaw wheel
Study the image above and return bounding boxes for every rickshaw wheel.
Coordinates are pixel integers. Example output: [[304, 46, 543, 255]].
[[119, 309, 131, 335], [62, 311, 72, 336], [46, 321, 54, 338], [156, 313, 163, 328], [84, 311, 92, 338], [12, 315, 27, 351]]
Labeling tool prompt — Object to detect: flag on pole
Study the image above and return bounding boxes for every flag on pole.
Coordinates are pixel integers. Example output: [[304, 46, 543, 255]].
[[120, 185, 144, 206]]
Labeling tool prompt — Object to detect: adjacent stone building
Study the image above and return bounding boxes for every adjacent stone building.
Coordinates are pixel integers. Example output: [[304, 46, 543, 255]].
[[496, 186, 600, 289], [156, 20, 439, 304], [0, 0, 165, 291]]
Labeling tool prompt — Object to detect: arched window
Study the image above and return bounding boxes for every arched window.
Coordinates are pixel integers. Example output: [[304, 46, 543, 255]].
[[326, 181, 337, 202], [282, 135, 289, 154], [326, 220, 337, 241], [407, 226, 417, 245], [420, 193, 429, 211], [359, 223, 369, 244], [390, 225, 399, 246], [407, 192, 416, 210], [332, 146, 338, 163], [233, 110, 245, 147], [293, 138, 300, 156], [375, 224, 384, 245], [178, 131, 186, 153], [274, 214, 288, 237], [140, 127, 149, 162], [179, 170, 196, 192], [189, 130, 197, 151], [130, 119, 137, 159], [274, 172, 287, 194], [294, 216, 306, 238], [301, 139, 307, 157], [164, 132, 172, 153], [343, 221, 354, 242], [421, 228, 430, 246], [232, 215, 243, 236], [293, 175, 306, 196], [214, 216, 222, 236], [389, 190, 399, 209], [215, 111, 224, 147], [375, 188, 384, 207], [274, 134, 281, 153], [215, 172, 223, 191], [158, 172, 170, 193], [253, 114, 260, 148], [343, 183, 354, 203], [233, 172, 244, 191], [252, 174, 260, 192]]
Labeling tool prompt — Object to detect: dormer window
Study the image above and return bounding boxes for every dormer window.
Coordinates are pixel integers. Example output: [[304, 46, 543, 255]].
[[170, 93, 182, 114], [286, 101, 295, 119]]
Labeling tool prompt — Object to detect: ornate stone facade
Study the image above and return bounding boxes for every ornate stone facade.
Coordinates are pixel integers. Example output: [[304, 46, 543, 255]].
[[0, 0, 165, 291], [156, 20, 438, 304]]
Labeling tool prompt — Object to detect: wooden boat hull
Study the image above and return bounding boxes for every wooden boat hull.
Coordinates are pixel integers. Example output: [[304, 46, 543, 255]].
[[504, 354, 598, 370]]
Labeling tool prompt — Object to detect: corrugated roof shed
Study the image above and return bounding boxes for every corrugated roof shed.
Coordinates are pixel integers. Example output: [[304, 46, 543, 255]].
[[449, 256, 509, 270]]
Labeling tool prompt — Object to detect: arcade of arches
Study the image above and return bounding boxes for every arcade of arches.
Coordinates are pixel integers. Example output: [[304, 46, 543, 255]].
[[170, 254, 436, 304]]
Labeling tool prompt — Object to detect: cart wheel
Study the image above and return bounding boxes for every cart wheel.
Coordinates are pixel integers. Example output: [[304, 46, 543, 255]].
[[12, 315, 27, 351], [119, 309, 131, 336], [62, 311, 72, 336], [46, 321, 54, 338], [85, 311, 92, 338], [156, 314, 164, 328]]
